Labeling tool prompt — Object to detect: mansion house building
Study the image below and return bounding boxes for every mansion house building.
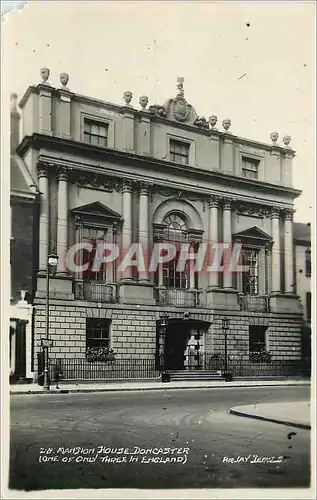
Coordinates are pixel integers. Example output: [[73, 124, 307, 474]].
[[14, 70, 304, 376]]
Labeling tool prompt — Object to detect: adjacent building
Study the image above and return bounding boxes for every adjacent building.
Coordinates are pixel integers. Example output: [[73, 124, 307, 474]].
[[10, 93, 38, 382], [12, 69, 309, 379], [294, 222, 311, 362]]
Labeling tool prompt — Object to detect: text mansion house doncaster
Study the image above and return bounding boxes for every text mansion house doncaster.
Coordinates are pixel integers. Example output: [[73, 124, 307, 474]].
[[14, 70, 306, 380]]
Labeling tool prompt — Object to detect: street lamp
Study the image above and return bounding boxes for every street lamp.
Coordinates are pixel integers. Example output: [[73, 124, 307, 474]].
[[159, 313, 169, 373], [42, 252, 59, 391], [222, 317, 230, 373]]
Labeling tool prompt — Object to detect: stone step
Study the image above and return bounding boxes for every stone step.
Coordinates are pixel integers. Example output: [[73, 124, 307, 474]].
[[167, 370, 224, 381]]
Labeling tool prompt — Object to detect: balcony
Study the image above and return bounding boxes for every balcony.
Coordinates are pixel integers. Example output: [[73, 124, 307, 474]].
[[74, 280, 117, 303], [156, 287, 203, 308], [238, 294, 270, 313]]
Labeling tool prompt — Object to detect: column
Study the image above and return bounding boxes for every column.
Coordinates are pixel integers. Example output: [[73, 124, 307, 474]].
[[270, 209, 281, 293], [37, 164, 49, 273], [189, 242, 196, 289], [121, 181, 133, 281], [56, 167, 69, 274], [284, 210, 294, 293], [223, 199, 233, 288], [138, 182, 150, 282], [208, 195, 219, 288]]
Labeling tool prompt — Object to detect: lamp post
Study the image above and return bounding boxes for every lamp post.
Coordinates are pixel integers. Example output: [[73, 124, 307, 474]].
[[222, 317, 230, 373], [43, 252, 59, 391], [159, 313, 169, 373]]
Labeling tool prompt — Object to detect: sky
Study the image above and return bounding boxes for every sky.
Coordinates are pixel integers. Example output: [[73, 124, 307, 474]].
[[2, 0, 315, 222]]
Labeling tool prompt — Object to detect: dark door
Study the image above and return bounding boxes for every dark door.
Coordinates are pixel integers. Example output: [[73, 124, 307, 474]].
[[165, 322, 188, 370], [15, 320, 27, 379]]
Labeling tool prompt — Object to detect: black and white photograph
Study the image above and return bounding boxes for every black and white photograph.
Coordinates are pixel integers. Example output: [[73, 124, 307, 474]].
[[1, 1, 315, 498]]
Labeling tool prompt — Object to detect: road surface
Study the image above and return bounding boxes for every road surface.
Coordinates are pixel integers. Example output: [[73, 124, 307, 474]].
[[9, 386, 310, 490]]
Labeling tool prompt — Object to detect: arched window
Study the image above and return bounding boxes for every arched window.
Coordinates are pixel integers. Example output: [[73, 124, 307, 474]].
[[162, 212, 189, 289]]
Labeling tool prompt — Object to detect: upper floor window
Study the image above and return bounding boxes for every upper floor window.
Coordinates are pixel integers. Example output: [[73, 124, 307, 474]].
[[162, 213, 189, 289], [242, 157, 259, 180], [84, 119, 108, 147], [305, 249, 311, 277], [240, 248, 259, 294], [170, 139, 190, 165], [82, 227, 108, 281]]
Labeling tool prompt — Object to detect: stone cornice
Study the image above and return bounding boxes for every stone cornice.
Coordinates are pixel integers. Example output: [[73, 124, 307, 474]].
[[17, 134, 301, 200]]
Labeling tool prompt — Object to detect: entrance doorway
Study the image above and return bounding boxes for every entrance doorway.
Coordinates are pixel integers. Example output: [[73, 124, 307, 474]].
[[164, 321, 190, 370], [10, 319, 27, 382]]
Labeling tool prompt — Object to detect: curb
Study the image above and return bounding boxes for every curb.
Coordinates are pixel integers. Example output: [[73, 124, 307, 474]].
[[229, 407, 311, 430], [10, 381, 311, 396]]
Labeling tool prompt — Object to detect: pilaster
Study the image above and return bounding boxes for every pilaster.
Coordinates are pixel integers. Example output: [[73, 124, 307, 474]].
[[38, 84, 53, 136], [57, 89, 73, 139]]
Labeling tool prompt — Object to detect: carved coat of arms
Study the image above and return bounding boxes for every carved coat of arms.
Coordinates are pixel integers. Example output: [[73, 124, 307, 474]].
[[172, 96, 190, 122]]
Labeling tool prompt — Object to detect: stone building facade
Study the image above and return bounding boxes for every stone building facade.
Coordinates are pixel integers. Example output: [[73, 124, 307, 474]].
[[15, 70, 305, 376]]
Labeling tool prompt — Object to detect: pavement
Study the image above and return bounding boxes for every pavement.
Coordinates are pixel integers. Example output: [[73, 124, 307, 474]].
[[230, 401, 311, 430], [9, 378, 310, 395]]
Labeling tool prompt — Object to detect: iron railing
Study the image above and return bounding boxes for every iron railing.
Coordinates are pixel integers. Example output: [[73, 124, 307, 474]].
[[238, 294, 270, 312], [49, 357, 160, 381], [156, 288, 203, 307], [196, 352, 310, 377], [74, 280, 117, 303], [46, 355, 311, 381]]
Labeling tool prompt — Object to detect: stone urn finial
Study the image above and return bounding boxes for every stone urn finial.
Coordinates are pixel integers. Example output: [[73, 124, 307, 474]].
[[283, 134, 292, 147], [270, 131, 279, 144], [222, 118, 231, 132], [139, 95, 149, 110], [209, 115, 218, 129], [123, 90, 133, 108], [60, 72, 69, 90], [40, 67, 50, 85]]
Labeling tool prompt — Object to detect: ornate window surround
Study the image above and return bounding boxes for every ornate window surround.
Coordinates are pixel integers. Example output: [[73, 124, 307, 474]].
[[80, 111, 115, 149]]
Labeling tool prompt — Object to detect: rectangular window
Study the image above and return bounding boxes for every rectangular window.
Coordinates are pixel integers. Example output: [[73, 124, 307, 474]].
[[240, 248, 259, 294], [84, 119, 108, 147], [249, 326, 267, 353], [306, 292, 311, 322], [170, 139, 190, 165], [82, 227, 108, 281], [86, 318, 110, 349], [305, 249, 311, 277], [242, 157, 259, 180]]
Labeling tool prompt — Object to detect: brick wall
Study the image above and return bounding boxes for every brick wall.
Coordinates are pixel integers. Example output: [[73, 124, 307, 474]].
[[11, 200, 37, 302]]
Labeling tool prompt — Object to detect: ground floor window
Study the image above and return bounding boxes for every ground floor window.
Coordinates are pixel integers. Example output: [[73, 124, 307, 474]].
[[249, 325, 270, 362], [86, 318, 112, 362], [86, 318, 110, 349]]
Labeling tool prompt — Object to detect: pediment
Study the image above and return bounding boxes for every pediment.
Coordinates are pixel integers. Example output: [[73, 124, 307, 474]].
[[71, 201, 122, 221], [233, 226, 272, 244]]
